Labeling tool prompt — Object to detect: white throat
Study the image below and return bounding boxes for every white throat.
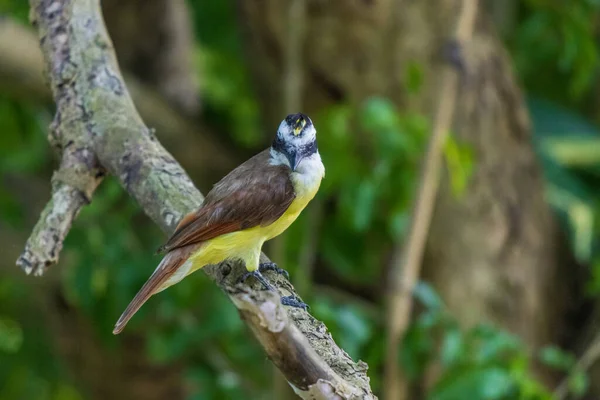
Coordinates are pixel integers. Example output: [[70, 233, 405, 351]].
[[293, 152, 326, 198], [270, 150, 325, 192], [292, 152, 324, 176], [270, 149, 323, 172]]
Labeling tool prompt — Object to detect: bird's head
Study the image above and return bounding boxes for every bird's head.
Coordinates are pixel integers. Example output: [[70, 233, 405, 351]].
[[271, 113, 318, 171]]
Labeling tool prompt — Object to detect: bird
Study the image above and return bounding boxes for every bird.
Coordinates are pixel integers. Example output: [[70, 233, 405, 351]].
[[112, 113, 325, 334]]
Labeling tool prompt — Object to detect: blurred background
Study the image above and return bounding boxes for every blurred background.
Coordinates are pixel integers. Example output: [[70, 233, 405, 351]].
[[1, 0, 600, 399]]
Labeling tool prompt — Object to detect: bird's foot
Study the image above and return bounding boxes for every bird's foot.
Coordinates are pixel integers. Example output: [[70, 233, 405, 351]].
[[237, 269, 277, 291], [258, 262, 290, 280], [281, 295, 309, 311], [237, 270, 309, 310]]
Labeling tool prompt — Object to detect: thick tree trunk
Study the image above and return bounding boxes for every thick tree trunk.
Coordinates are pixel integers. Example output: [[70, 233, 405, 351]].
[[238, 0, 573, 388]]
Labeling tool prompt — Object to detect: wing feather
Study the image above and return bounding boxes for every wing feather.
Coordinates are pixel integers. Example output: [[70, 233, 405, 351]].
[[159, 150, 295, 253]]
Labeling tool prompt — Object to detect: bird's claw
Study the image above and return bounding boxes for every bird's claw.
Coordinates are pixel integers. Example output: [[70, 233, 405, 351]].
[[237, 270, 309, 310], [258, 262, 290, 280], [237, 269, 276, 291], [281, 295, 309, 311], [260, 264, 307, 309]]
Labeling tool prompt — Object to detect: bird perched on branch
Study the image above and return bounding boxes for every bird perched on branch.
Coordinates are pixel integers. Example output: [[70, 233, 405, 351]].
[[113, 113, 325, 334]]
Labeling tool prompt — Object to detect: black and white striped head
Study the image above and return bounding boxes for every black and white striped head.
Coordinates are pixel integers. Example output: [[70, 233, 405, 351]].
[[271, 113, 318, 171]]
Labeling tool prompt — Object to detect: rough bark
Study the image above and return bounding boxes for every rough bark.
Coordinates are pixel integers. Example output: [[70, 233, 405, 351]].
[[21, 0, 375, 398], [238, 0, 569, 387]]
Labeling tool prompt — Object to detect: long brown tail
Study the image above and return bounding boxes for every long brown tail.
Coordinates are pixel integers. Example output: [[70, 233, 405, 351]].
[[112, 246, 194, 334]]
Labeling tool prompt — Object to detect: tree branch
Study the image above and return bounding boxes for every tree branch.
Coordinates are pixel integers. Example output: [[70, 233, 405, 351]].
[[15, 10, 106, 275], [0, 18, 237, 184], [383, 1, 479, 399], [22, 0, 375, 398]]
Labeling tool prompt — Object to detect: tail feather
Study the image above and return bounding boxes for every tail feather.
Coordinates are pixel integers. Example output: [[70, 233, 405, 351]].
[[112, 246, 195, 335]]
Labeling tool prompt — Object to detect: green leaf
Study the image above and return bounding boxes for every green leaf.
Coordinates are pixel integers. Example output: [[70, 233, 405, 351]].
[[0, 317, 23, 354], [401, 113, 430, 144], [418, 309, 444, 330], [147, 331, 173, 364], [528, 96, 600, 140], [360, 97, 399, 132], [352, 180, 377, 232], [320, 223, 380, 283], [400, 323, 436, 379], [473, 329, 521, 364], [413, 282, 444, 311], [336, 306, 373, 358], [443, 135, 474, 198], [430, 367, 514, 400], [539, 346, 575, 371], [404, 61, 424, 95], [540, 136, 600, 168], [197, 49, 261, 147], [568, 369, 589, 397], [567, 201, 594, 263], [388, 210, 410, 239], [319, 105, 353, 140], [440, 328, 463, 367], [53, 384, 83, 400]]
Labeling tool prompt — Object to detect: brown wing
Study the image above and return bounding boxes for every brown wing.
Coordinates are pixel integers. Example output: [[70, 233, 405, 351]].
[[158, 149, 295, 253]]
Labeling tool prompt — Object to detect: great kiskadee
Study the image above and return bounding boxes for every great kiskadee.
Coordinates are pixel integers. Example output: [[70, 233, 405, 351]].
[[112, 113, 324, 334]]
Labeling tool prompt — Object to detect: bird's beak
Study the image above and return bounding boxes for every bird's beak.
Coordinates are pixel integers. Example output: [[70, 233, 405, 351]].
[[287, 152, 304, 171]]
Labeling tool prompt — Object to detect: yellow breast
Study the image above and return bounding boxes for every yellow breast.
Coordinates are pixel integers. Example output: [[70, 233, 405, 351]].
[[261, 175, 322, 240], [185, 169, 323, 275]]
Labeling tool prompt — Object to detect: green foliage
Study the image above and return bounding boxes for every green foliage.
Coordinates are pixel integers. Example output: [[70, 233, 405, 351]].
[[0, 95, 53, 227], [540, 346, 575, 370], [198, 49, 262, 148], [402, 283, 586, 400], [0, 317, 23, 354], [430, 367, 515, 400], [0, 1, 29, 22], [568, 369, 589, 398], [404, 61, 425, 95], [511, 0, 600, 103], [312, 296, 376, 360], [528, 96, 600, 293], [538, 347, 589, 398], [191, 0, 263, 148]]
